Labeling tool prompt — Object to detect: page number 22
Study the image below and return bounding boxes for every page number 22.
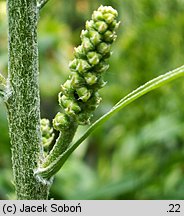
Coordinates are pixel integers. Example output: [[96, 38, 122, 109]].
[[167, 204, 180, 213]]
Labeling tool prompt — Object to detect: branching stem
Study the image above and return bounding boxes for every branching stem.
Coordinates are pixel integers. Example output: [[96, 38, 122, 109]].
[[41, 122, 78, 168], [36, 64, 184, 179]]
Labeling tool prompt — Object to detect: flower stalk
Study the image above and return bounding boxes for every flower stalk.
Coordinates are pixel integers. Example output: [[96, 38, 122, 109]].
[[37, 5, 120, 177]]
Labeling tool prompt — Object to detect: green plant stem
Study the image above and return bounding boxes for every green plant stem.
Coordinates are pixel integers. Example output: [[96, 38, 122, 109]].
[[7, 0, 50, 199], [41, 122, 78, 168], [36, 64, 184, 179], [37, 0, 50, 10]]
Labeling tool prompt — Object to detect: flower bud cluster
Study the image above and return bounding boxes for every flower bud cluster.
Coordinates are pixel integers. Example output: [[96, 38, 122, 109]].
[[41, 118, 54, 149], [53, 5, 119, 130]]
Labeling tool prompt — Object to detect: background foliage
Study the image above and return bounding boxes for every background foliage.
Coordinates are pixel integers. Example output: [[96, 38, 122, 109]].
[[0, 0, 184, 199]]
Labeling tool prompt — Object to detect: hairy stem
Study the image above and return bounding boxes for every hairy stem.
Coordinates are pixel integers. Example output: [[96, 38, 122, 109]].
[[7, 0, 50, 199], [36, 65, 184, 179]]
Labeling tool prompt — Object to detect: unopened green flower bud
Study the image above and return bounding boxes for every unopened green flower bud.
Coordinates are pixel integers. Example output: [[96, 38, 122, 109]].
[[94, 21, 108, 33], [74, 45, 86, 59], [86, 92, 102, 111], [58, 92, 63, 107], [41, 119, 53, 137], [97, 42, 111, 55], [53, 112, 70, 131], [86, 20, 95, 30], [94, 60, 109, 73], [103, 30, 117, 43], [69, 59, 78, 70], [63, 80, 71, 89], [42, 135, 54, 149], [95, 78, 107, 88], [42, 137, 48, 145], [85, 72, 98, 85], [87, 52, 101, 65], [80, 29, 89, 39], [60, 95, 81, 114], [82, 37, 94, 52], [60, 95, 71, 107], [98, 5, 118, 17], [109, 20, 120, 31], [41, 119, 50, 134], [103, 51, 112, 59], [76, 87, 91, 102], [76, 59, 91, 73], [77, 112, 92, 125], [71, 72, 84, 88], [92, 10, 103, 21], [103, 13, 115, 24], [65, 102, 81, 115], [60, 80, 72, 95], [40, 118, 54, 148], [88, 30, 101, 46]]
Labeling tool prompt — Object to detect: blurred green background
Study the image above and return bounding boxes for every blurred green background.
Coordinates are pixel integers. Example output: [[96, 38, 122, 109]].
[[0, 0, 184, 199]]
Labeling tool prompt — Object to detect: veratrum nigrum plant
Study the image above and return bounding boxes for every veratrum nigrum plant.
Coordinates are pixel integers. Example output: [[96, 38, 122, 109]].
[[1, 1, 184, 199]]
